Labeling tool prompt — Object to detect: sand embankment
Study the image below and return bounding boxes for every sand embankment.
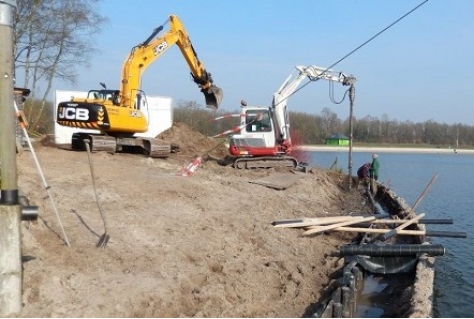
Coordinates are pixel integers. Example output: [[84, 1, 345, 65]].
[[298, 145, 474, 154]]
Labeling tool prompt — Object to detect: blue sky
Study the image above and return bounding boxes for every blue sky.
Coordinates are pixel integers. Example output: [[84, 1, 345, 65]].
[[52, 0, 474, 125]]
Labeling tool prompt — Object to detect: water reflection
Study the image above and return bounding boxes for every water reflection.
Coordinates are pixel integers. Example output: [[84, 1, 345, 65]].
[[309, 151, 474, 318], [355, 275, 387, 318]]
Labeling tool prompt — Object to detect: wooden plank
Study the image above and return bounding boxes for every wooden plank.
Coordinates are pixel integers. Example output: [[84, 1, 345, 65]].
[[411, 173, 438, 212], [272, 216, 355, 228], [249, 173, 302, 190], [273, 213, 390, 228], [311, 226, 466, 238], [302, 216, 376, 236], [378, 213, 426, 241], [272, 214, 451, 228]]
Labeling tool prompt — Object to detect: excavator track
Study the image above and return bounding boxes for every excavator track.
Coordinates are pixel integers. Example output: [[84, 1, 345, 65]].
[[144, 138, 173, 158], [71, 133, 175, 158], [233, 156, 298, 169], [72, 133, 117, 154], [115, 136, 172, 158]]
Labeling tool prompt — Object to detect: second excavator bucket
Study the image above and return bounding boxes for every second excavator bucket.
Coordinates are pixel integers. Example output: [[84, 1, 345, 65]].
[[203, 85, 223, 109]]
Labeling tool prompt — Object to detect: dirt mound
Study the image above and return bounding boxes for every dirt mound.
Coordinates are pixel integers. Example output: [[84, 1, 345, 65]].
[[158, 122, 228, 158], [11, 122, 373, 318]]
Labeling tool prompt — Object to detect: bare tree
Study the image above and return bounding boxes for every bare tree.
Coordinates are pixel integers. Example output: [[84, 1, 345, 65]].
[[320, 107, 341, 137], [13, 0, 106, 132], [290, 111, 324, 144]]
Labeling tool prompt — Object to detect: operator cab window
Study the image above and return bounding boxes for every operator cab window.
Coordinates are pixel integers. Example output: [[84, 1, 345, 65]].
[[88, 90, 101, 100], [87, 90, 120, 105], [246, 111, 271, 132]]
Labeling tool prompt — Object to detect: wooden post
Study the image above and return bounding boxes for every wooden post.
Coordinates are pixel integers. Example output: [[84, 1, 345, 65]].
[[0, 1, 18, 203], [341, 287, 351, 317], [0, 0, 22, 316], [0, 205, 22, 316], [332, 302, 343, 318]]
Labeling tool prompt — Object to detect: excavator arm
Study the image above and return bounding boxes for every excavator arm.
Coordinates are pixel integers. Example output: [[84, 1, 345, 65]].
[[272, 65, 355, 144], [120, 15, 223, 110]]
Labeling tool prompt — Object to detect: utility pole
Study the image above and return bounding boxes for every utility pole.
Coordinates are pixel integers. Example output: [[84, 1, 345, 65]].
[[0, 0, 22, 316]]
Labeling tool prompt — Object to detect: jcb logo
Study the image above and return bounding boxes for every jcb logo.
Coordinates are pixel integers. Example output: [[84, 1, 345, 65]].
[[153, 41, 168, 55], [58, 107, 89, 121]]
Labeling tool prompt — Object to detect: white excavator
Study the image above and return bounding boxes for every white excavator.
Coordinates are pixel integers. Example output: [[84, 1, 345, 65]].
[[226, 65, 356, 169]]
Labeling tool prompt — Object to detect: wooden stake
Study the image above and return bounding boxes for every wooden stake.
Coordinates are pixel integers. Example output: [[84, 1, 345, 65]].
[[411, 173, 438, 212]]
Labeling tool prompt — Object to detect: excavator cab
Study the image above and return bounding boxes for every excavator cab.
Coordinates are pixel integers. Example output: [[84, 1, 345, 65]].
[[87, 89, 120, 105], [202, 85, 223, 109]]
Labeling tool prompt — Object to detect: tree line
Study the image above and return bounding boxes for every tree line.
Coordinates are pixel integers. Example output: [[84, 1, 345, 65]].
[[174, 101, 474, 148], [16, 95, 474, 149], [12, 0, 474, 148]]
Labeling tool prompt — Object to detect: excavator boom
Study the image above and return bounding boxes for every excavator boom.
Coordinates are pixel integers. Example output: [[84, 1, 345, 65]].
[[120, 14, 223, 109]]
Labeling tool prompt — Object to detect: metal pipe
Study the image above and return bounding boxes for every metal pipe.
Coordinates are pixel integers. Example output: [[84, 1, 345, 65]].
[[338, 244, 445, 257], [21, 205, 38, 221], [347, 84, 355, 190]]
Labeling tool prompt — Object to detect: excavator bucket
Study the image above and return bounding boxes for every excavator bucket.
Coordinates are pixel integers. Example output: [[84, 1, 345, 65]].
[[203, 85, 223, 109]]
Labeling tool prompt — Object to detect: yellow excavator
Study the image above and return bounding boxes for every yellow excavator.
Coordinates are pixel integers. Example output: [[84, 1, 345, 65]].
[[56, 14, 223, 157]]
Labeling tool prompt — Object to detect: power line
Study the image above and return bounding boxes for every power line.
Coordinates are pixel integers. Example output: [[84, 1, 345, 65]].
[[294, 0, 430, 100], [330, 0, 429, 72]]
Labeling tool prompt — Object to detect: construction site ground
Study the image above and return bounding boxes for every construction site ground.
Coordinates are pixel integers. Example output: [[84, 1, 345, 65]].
[[13, 122, 403, 317]]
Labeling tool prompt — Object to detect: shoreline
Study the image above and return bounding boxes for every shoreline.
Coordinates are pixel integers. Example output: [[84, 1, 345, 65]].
[[297, 145, 474, 154]]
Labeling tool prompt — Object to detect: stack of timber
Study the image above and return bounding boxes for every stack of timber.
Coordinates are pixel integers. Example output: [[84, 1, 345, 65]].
[[272, 181, 466, 318]]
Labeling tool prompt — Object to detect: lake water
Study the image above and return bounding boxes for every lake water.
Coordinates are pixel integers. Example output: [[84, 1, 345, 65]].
[[308, 150, 474, 318]]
